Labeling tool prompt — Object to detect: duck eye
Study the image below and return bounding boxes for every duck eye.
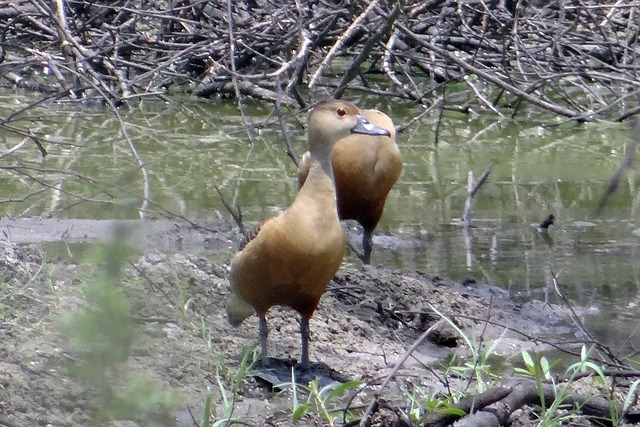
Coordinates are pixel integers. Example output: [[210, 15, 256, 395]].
[[336, 108, 346, 117]]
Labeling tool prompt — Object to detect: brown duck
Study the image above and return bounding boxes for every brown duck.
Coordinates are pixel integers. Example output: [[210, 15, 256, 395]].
[[298, 109, 402, 264], [226, 99, 391, 369]]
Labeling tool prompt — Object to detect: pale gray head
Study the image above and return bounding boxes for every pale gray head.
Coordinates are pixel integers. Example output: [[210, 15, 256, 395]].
[[307, 99, 391, 153]]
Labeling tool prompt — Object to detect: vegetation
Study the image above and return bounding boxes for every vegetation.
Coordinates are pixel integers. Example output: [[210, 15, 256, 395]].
[[1, 1, 640, 426], [0, 217, 637, 426], [358, 306, 640, 426], [59, 229, 181, 426]]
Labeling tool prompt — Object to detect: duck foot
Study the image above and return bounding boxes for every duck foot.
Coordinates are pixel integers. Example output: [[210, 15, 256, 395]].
[[252, 358, 349, 390]]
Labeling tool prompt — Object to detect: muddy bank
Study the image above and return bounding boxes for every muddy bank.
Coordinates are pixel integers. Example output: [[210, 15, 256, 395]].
[[0, 217, 233, 253], [0, 217, 577, 426]]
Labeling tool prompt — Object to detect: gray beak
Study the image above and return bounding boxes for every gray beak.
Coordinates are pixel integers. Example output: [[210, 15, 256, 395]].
[[351, 115, 391, 137]]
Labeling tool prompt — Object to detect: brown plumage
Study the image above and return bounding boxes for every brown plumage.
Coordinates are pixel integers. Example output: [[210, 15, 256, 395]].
[[298, 109, 402, 264], [226, 99, 391, 369]]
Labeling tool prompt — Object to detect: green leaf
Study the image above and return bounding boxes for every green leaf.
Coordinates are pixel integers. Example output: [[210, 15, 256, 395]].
[[514, 367, 533, 377], [623, 379, 640, 412], [521, 350, 534, 369], [540, 357, 551, 379], [201, 388, 212, 427], [325, 380, 362, 401], [438, 407, 467, 416], [293, 403, 310, 421], [582, 361, 606, 381]]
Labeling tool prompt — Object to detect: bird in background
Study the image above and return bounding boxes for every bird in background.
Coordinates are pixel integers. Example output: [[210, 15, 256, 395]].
[[298, 108, 402, 264], [226, 99, 391, 369]]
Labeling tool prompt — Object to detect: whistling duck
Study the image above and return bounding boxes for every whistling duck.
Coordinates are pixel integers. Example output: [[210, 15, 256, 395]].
[[298, 109, 402, 264], [226, 99, 391, 369]]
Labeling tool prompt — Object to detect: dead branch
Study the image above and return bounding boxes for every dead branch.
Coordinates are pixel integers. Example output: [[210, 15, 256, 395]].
[[596, 114, 640, 214], [215, 185, 247, 238], [422, 377, 640, 427], [462, 163, 493, 226], [0, 0, 637, 122]]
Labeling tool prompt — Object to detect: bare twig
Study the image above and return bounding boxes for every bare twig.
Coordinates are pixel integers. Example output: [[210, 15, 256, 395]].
[[215, 185, 247, 237], [0, 0, 636, 123], [226, 0, 254, 144], [359, 319, 445, 427], [274, 79, 300, 167], [596, 115, 640, 215], [308, 0, 381, 90], [550, 269, 622, 365], [462, 163, 494, 226]]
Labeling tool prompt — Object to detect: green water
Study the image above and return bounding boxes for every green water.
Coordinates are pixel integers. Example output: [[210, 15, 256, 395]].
[[1, 90, 638, 349]]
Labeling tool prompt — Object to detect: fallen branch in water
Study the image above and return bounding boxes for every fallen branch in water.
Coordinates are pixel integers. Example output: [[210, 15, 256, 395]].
[[462, 163, 493, 226]]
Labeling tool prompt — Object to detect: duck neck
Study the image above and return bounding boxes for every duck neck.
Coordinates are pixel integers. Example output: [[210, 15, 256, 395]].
[[300, 144, 336, 201]]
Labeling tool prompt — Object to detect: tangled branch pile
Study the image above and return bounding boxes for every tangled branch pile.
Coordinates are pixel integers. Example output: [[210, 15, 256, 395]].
[[1, 0, 639, 121]]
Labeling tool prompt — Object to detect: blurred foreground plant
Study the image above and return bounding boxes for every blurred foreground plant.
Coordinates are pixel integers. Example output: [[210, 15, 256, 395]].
[[59, 226, 180, 426]]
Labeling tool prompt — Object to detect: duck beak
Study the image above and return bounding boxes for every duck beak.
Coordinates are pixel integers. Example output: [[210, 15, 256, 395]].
[[351, 115, 391, 137]]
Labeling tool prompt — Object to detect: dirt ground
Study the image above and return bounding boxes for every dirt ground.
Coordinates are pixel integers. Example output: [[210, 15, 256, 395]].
[[0, 218, 577, 426]]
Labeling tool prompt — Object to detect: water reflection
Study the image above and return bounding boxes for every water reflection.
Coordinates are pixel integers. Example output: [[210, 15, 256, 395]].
[[0, 93, 638, 350]]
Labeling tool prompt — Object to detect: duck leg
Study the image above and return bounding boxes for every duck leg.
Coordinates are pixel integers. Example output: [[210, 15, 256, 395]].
[[300, 316, 310, 370], [362, 228, 373, 265], [258, 315, 269, 366]]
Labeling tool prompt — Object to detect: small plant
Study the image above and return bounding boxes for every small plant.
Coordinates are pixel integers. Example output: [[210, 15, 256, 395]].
[[565, 345, 606, 382], [514, 346, 610, 426], [514, 350, 558, 418], [0, 280, 17, 321], [59, 228, 180, 426], [175, 273, 197, 322], [201, 347, 259, 427], [535, 345, 606, 426], [200, 387, 214, 427], [401, 383, 465, 423], [514, 350, 555, 381], [390, 305, 509, 424], [401, 382, 425, 422], [445, 346, 503, 393], [287, 372, 362, 426], [0, 258, 55, 324], [621, 379, 640, 424], [430, 304, 504, 394]]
